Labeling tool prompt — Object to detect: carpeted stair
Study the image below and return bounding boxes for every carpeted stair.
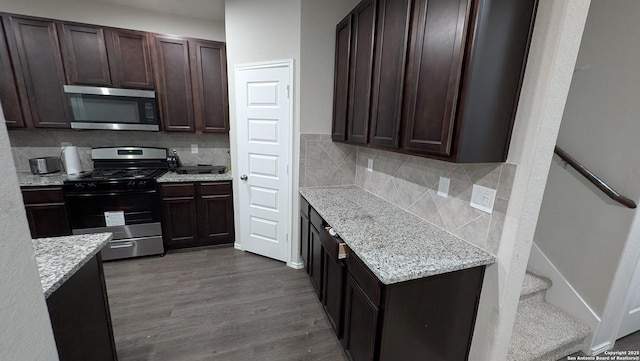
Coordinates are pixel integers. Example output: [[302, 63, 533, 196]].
[[507, 272, 591, 361]]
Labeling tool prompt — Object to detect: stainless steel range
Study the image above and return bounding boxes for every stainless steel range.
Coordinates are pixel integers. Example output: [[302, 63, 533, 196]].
[[63, 147, 168, 261]]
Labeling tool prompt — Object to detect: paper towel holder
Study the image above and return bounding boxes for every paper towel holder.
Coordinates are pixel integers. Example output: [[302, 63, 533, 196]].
[[61, 145, 84, 175]]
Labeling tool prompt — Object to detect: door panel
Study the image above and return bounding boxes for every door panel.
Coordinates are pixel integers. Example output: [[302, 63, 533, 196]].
[[197, 192, 234, 245], [0, 19, 28, 128], [59, 23, 111, 86], [191, 40, 228, 133], [107, 29, 154, 89], [236, 62, 292, 263], [332, 15, 351, 141]]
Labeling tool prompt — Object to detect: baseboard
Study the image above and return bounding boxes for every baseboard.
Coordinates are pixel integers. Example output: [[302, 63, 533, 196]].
[[590, 341, 611, 355], [528, 241, 601, 348], [287, 261, 304, 270], [233, 243, 243, 251]]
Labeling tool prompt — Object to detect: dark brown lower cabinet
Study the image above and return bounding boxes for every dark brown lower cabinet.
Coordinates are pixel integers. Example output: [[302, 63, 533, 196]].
[[300, 195, 487, 361], [21, 186, 72, 238], [160, 181, 234, 250], [46, 254, 117, 361], [300, 197, 310, 272]]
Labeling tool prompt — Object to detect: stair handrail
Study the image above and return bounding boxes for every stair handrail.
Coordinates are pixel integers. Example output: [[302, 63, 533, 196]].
[[554, 146, 637, 209]]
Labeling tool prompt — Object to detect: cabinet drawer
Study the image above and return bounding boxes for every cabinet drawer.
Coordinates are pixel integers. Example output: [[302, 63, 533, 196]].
[[300, 196, 309, 217], [320, 226, 346, 262], [347, 250, 382, 306], [310, 207, 323, 231], [199, 181, 231, 196], [21, 187, 65, 204], [160, 183, 195, 198]]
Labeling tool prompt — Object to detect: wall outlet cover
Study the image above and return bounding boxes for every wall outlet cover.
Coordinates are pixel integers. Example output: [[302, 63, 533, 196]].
[[191, 144, 198, 154], [437, 177, 450, 197], [470, 184, 497, 214], [367, 158, 373, 172]]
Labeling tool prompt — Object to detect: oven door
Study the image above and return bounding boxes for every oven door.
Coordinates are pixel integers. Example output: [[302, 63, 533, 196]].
[[64, 85, 159, 131], [65, 189, 161, 229]]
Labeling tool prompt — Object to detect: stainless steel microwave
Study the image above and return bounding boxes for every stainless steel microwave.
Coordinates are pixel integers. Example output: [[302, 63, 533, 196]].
[[64, 85, 160, 131]]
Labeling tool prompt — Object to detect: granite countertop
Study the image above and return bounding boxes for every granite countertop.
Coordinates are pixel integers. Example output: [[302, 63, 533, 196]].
[[157, 171, 233, 183], [17, 172, 68, 186], [299, 186, 496, 285], [32, 233, 112, 298]]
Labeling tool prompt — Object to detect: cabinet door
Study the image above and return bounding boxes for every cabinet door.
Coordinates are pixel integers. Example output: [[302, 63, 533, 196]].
[[5, 16, 69, 128], [25, 204, 72, 238], [197, 182, 234, 245], [59, 23, 111, 86], [309, 223, 323, 299], [153, 35, 195, 132], [0, 19, 29, 128], [160, 183, 199, 249], [401, 0, 471, 155], [369, 0, 411, 148], [300, 211, 310, 273], [191, 40, 229, 133], [347, 0, 376, 145], [343, 274, 379, 361], [331, 15, 351, 142], [107, 29, 154, 89], [322, 250, 346, 338]]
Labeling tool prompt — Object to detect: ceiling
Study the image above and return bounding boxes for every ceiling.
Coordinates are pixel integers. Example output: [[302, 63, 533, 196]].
[[98, 0, 225, 22]]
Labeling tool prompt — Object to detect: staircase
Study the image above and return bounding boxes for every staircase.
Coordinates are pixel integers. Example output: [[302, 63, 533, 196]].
[[507, 272, 591, 361]]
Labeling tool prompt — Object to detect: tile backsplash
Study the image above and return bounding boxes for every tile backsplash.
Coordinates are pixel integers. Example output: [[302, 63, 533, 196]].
[[9, 129, 230, 172], [299, 133, 515, 255], [299, 134, 357, 187]]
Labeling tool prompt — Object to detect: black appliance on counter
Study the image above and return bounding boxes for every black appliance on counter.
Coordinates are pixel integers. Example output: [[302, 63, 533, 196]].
[[63, 147, 168, 261]]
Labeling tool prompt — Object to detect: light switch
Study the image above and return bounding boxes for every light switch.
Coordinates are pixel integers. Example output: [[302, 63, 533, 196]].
[[191, 144, 198, 154], [367, 158, 373, 172], [470, 184, 497, 214], [437, 177, 450, 197]]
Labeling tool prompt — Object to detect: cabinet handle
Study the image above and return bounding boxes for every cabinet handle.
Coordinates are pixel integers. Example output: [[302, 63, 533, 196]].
[[240, 174, 248, 181]]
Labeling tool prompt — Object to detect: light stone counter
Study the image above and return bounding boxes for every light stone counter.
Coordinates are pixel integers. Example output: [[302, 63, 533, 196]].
[[32, 233, 112, 298], [157, 171, 233, 183], [300, 186, 495, 284], [17, 172, 68, 186]]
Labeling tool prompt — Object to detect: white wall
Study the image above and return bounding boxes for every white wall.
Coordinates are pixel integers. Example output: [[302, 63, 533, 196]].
[[300, 0, 358, 134], [470, 0, 591, 360], [0, 103, 59, 360], [0, 0, 225, 41], [225, 0, 301, 264], [533, 0, 640, 317]]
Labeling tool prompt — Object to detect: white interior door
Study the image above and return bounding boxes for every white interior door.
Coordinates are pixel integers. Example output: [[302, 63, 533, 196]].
[[235, 60, 292, 263]]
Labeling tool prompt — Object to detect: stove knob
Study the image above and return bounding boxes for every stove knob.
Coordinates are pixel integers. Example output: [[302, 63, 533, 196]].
[[138, 180, 147, 188], [127, 181, 136, 188], [75, 183, 86, 190], [88, 183, 97, 190]]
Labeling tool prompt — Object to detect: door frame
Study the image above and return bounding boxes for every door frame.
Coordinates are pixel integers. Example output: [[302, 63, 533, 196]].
[[233, 59, 295, 266]]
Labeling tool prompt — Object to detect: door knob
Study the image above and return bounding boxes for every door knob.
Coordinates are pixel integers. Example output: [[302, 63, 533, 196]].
[[240, 174, 248, 181]]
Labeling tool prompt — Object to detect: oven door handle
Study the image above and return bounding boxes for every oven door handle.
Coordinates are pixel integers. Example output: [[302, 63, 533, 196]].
[[65, 189, 158, 197]]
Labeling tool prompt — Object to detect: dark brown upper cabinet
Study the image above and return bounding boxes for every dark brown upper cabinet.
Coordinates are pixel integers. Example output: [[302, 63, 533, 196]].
[[402, 0, 470, 156], [152, 35, 195, 132], [369, 0, 411, 149], [333, 0, 538, 163], [107, 29, 154, 90], [153, 35, 229, 133], [0, 19, 29, 128], [59, 24, 154, 90], [59, 23, 111, 86], [331, 16, 351, 142], [347, 0, 376, 145], [4, 15, 70, 129], [191, 40, 229, 133]]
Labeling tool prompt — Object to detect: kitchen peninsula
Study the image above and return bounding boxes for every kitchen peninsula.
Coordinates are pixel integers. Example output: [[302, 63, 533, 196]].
[[32, 232, 117, 361]]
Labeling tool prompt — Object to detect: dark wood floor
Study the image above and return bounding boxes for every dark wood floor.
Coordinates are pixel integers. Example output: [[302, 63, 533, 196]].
[[103, 247, 348, 361], [558, 331, 640, 360]]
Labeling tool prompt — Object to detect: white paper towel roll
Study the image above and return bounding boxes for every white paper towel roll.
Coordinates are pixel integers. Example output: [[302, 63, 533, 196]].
[[63, 146, 83, 175]]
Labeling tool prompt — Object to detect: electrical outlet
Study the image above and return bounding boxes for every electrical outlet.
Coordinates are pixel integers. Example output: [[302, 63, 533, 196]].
[[437, 177, 450, 197], [367, 159, 373, 172], [470, 184, 497, 214], [60, 142, 71, 150], [191, 144, 198, 154]]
